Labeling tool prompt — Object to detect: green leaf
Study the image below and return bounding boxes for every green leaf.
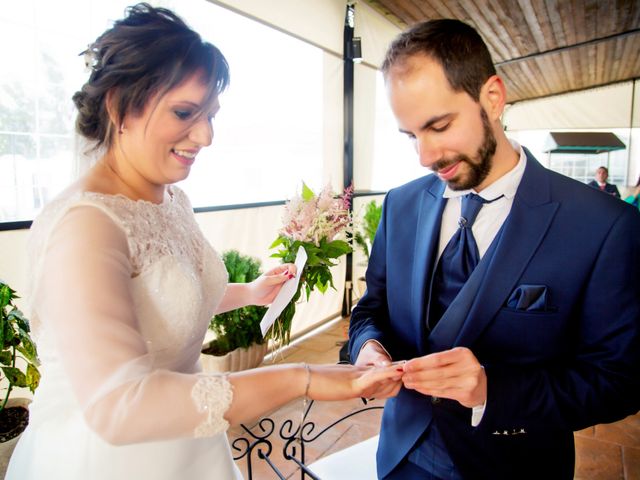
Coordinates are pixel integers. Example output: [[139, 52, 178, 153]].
[[2, 367, 27, 387], [353, 200, 382, 260], [26, 363, 40, 393], [316, 280, 329, 294], [0, 283, 15, 309], [17, 334, 38, 364], [8, 308, 29, 332], [0, 282, 41, 399], [305, 251, 322, 267], [364, 200, 383, 241], [323, 239, 352, 258], [0, 351, 11, 366], [301, 182, 315, 202], [269, 236, 285, 249], [3, 321, 14, 346]]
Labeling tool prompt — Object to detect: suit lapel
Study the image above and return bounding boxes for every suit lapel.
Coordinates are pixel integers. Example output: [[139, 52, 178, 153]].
[[411, 180, 446, 352], [454, 151, 560, 347]]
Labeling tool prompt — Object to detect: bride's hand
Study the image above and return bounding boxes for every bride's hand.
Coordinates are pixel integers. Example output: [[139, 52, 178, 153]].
[[248, 263, 297, 305], [307, 363, 403, 401]]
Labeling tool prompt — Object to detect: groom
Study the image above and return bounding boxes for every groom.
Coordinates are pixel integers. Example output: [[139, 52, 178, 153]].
[[348, 19, 640, 479]]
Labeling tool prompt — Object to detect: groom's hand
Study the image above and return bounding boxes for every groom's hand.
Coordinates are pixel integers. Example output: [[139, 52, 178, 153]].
[[401, 347, 487, 408], [354, 341, 402, 399]]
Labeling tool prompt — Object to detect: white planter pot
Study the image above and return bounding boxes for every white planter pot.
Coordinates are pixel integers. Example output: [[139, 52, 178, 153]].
[[0, 398, 31, 478], [200, 342, 269, 373]]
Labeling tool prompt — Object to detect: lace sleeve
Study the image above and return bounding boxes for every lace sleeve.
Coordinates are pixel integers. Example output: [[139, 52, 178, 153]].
[[31, 204, 232, 445], [192, 375, 234, 437]]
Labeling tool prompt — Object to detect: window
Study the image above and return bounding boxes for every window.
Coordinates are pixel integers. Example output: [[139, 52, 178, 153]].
[[0, 0, 325, 223], [0, 1, 116, 222], [172, 1, 324, 207]]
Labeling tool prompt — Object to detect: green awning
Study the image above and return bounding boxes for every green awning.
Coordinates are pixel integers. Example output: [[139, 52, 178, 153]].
[[544, 132, 626, 154]]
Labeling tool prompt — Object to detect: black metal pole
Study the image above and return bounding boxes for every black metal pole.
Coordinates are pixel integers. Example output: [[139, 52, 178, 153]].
[[342, 3, 356, 317]]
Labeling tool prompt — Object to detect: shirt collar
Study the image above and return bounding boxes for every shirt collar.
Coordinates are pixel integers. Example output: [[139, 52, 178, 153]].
[[443, 139, 527, 201]]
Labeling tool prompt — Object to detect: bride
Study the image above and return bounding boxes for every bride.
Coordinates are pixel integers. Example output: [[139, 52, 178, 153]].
[[6, 4, 402, 479]]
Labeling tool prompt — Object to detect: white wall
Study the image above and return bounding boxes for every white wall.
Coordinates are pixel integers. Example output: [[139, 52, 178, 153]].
[[0, 228, 30, 310], [504, 82, 636, 131]]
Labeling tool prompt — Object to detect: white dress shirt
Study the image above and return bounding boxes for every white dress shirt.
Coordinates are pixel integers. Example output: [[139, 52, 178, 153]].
[[438, 140, 527, 260]]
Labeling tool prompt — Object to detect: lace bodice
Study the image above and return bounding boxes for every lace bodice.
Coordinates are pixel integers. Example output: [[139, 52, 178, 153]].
[[27, 186, 234, 443], [30, 188, 209, 278]]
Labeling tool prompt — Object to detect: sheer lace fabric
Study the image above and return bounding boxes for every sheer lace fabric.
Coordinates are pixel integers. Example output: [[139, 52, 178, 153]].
[[7, 186, 242, 480], [192, 375, 234, 438]]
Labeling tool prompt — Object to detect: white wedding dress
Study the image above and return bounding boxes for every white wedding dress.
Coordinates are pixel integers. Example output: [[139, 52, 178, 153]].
[[7, 186, 243, 480]]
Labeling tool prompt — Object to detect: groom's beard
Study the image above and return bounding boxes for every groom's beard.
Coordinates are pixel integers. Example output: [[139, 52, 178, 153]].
[[431, 108, 497, 191]]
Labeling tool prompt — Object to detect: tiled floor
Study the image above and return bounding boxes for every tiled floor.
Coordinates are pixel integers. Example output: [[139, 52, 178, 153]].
[[575, 416, 640, 479], [227, 317, 640, 479]]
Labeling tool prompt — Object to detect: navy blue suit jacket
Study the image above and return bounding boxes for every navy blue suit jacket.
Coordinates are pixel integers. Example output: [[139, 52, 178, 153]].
[[349, 150, 640, 479]]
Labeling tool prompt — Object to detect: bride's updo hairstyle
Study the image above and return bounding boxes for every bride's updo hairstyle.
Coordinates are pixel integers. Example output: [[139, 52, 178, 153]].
[[72, 2, 229, 151]]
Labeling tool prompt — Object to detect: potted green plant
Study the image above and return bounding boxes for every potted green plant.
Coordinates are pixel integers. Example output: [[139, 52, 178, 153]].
[[354, 199, 382, 262], [200, 251, 268, 372], [0, 280, 40, 475], [353, 200, 382, 297]]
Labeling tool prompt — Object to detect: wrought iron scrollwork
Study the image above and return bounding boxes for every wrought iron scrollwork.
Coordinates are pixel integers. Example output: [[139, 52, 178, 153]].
[[231, 417, 281, 479], [233, 398, 383, 479]]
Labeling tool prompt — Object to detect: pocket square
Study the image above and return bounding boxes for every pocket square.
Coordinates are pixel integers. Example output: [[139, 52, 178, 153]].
[[507, 284, 548, 311]]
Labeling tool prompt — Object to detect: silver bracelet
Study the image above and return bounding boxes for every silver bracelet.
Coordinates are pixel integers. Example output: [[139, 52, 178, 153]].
[[298, 363, 311, 442], [303, 363, 311, 397]]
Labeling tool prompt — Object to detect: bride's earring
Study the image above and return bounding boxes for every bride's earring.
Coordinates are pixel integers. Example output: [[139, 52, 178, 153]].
[[119, 124, 124, 134]]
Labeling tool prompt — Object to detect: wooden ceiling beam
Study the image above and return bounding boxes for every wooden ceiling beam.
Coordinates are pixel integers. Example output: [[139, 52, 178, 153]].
[[494, 28, 640, 67], [362, 0, 639, 102]]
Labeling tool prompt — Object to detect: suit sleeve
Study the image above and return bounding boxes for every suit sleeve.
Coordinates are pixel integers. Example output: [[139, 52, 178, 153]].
[[479, 205, 640, 433]]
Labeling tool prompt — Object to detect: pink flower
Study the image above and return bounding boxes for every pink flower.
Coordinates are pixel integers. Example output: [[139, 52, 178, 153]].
[[280, 182, 352, 246]]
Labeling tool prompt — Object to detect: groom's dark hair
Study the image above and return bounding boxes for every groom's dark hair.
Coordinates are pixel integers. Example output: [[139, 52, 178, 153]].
[[382, 19, 496, 102]]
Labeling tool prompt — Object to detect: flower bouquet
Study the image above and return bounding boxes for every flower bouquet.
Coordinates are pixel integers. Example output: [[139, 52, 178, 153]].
[[268, 182, 353, 345]]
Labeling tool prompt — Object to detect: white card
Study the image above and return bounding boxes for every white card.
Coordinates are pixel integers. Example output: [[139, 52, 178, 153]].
[[260, 245, 308, 337]]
